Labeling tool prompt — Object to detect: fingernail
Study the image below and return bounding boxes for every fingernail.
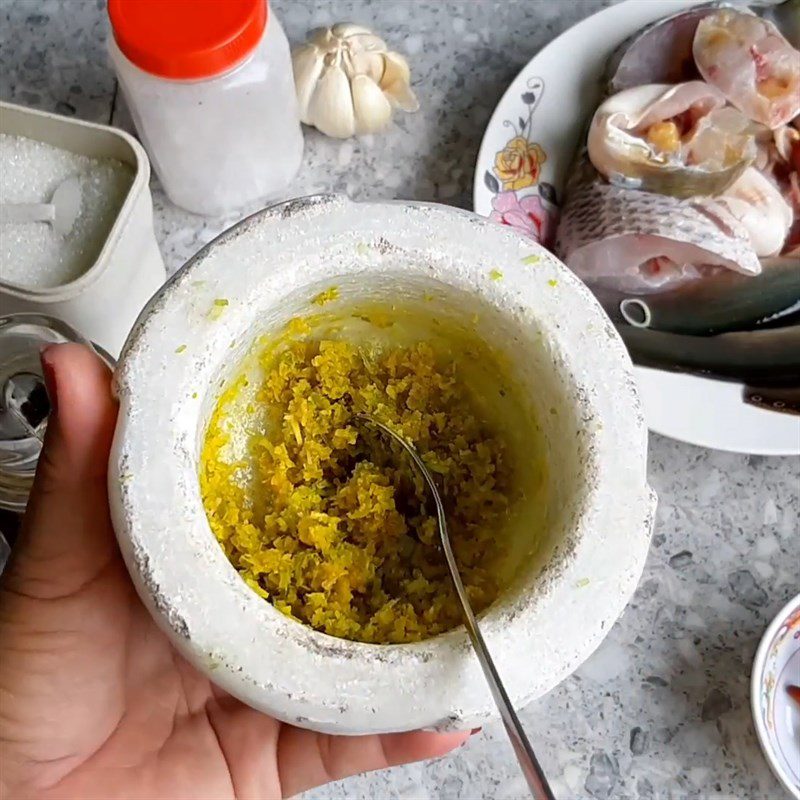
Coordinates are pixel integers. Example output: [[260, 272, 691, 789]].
[[40, 346, 59, 416]]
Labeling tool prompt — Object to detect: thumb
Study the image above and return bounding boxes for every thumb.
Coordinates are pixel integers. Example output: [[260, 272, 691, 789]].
[[3, 343, 120, 599]]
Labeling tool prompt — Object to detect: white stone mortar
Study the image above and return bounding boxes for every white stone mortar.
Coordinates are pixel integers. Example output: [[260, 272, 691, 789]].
[[109, 195, 656, 735]]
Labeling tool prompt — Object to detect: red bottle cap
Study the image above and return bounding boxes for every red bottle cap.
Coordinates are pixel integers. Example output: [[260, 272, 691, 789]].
[[108, 0, 268, 80]]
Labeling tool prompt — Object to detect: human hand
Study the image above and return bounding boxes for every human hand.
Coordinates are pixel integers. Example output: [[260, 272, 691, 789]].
[[0, 344, 469, 799]]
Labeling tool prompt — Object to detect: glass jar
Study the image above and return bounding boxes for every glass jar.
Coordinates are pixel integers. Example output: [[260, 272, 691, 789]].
[[108, 0, 303, 217], [0, 313, 108, 511]]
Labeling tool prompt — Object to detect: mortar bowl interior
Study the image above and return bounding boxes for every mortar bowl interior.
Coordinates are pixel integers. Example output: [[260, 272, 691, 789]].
[[201, 274, 579, 608]]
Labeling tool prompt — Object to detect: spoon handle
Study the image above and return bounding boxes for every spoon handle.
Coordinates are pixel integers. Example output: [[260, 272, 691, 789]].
[[362, 416, 556, 800], [0, 202, 55, 225], [438, 519, 556, 800]]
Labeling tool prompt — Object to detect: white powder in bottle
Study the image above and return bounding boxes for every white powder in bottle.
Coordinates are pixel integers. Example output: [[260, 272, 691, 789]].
[[0, 133, 134, 289]]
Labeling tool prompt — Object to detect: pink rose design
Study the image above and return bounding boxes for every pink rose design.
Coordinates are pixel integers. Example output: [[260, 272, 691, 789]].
[[489, 191, 555, 247]]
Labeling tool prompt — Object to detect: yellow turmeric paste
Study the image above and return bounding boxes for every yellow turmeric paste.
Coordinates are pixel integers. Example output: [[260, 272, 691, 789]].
[[200, 333, 512, 644]]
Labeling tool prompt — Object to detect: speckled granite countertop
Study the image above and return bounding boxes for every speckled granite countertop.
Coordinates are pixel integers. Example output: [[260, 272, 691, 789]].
[[2, 1, 798, 798]]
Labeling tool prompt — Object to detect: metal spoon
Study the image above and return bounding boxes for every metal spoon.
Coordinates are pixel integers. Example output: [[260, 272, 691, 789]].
[[356, 414, 555, 800]]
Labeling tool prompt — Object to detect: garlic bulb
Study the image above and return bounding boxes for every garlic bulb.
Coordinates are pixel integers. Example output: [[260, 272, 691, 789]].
[[292, 23, 419, 139]]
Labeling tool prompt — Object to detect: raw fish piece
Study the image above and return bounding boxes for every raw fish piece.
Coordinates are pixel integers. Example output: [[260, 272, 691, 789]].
[[693, 167, 793, 256], [588, 82, 756, 198], [608, 254, 800, 335], [756, 122, 799, 171], [619, 322, 800, 388], [777, 126, 800, 253], [555, 160, 761, 295], [605, 4, 717, 92], [755, 124, 800, 252], [774, 122, 800, 161], [759, 0, 800, 50], [694, 8, 800, 128], [743, 385, 800, 416]]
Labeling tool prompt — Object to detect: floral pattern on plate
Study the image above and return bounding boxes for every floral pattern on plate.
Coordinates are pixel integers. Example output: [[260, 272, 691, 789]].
[[482, 78, 558, 247]]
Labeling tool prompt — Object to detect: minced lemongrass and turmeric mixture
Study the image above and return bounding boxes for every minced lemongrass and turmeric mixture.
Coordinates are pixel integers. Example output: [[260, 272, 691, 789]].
[[200, 335, 512, 644]]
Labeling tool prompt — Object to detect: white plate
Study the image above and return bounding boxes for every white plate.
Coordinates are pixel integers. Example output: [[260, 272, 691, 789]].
[[472, 0, 800, 455], [752, 593, 800, 800]]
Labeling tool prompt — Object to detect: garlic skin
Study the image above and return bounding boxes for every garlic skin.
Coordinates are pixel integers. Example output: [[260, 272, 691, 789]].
[[292, 23, 420, 139]]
